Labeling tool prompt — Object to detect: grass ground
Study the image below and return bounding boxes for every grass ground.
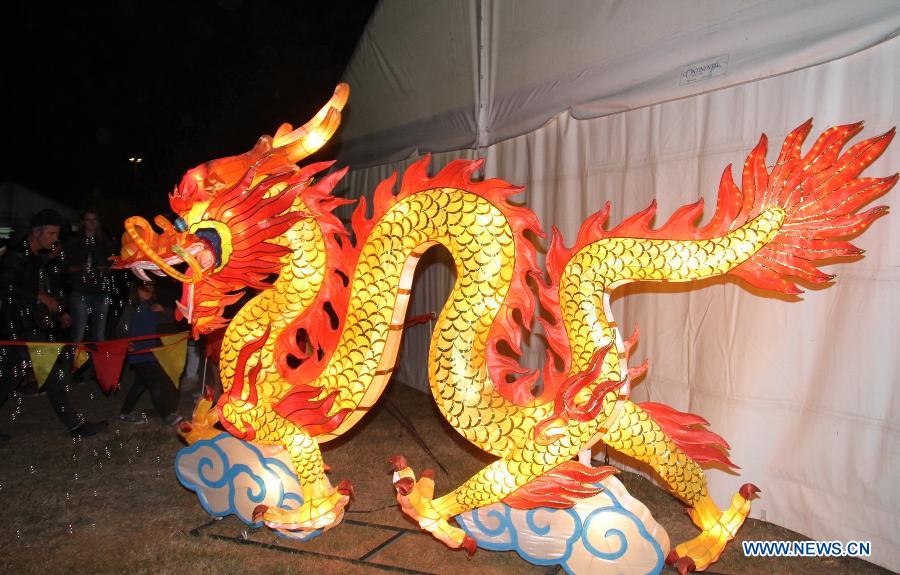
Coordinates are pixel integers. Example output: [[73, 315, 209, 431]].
[[0, 377, 894, 575]]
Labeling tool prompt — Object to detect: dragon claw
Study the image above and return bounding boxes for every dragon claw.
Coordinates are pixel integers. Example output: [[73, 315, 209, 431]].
[[461, 535, 478, 559], [391, 458, 471, 553], [389, 455, 408, 471], [178, 395, 223, 445], [257, 478, 351, 532], [674, 556, 697, 575], [665, 550, 677, 565], [672, 488, 757, 571], [336, 479, 355, 498], [667, 550, 697, 574], [739, 483, 761, 499], [252, 504, 269, 524], [394, 476, 415, 496]]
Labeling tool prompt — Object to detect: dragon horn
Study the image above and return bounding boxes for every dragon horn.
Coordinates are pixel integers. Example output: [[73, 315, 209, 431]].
[[264, 83, 350, 168], [177, 84, 350, 202]]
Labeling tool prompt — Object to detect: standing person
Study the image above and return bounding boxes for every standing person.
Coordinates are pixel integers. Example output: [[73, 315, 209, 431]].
[[0, 209, 107, 439], [117, 280, 183, 426], [64, 209, 115, 343]]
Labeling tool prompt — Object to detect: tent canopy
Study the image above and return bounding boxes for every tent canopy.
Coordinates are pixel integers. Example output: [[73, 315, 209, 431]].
[[339, 0, 900, 167], [0, 182, 79, 239]]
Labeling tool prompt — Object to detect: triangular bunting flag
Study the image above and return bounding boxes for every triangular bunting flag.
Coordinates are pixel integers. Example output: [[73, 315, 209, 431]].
[[26, 343, 64, 390], [153, 334, 188, 389], [93, 340, 130, 394], [73, 346, 90, 371]]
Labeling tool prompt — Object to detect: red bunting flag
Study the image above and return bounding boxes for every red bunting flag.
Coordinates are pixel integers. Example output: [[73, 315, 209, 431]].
[[91, 340, 130, 394]]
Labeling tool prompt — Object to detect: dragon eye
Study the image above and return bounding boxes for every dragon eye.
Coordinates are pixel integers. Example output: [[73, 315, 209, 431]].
[[174, 217, 189, 232]]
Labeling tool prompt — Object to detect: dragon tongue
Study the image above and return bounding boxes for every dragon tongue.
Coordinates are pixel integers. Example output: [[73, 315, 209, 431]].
[[176, 283, 195, 323]]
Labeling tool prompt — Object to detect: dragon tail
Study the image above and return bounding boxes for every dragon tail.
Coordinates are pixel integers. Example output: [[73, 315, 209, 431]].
[[718, 120, 896, 294], [545, 121, 896, 292]]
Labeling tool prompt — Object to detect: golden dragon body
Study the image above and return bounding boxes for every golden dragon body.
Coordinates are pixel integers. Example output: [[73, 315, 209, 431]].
[[116, 85, 896, 572]]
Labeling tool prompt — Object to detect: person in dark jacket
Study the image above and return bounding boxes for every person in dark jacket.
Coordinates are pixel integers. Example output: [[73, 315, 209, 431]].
[[117, 279, 183, 426], [63, 209, 115, 343], [0, 209, 107, 439]]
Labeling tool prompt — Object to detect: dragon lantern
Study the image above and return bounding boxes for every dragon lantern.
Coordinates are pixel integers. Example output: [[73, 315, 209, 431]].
[[115, 83, 896, 573]]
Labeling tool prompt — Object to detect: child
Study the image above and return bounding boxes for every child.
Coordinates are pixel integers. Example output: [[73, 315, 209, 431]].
[[117, 280, 183, 426]]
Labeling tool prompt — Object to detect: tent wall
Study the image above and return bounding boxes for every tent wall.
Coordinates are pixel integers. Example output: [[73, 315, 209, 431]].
[[339, 0, 900, 167], [334, 36, 900, 570]]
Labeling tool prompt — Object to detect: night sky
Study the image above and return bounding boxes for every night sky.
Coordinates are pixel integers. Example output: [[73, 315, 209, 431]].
[[4, 1, 378, 235]]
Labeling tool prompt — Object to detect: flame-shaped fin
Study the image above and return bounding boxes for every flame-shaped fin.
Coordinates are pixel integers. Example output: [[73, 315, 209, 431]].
[[229, 326, 271, 406], [502, 461, 618, 510], [534, 344, 625, 442], [639, 402, 737, 469], [275, 384, 352, 437]]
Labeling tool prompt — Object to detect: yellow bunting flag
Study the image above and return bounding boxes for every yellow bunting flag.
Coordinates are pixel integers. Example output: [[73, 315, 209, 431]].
[[74, 347, 90, 371], [153, 334, 188, 389], [26, 343, 64, 390]]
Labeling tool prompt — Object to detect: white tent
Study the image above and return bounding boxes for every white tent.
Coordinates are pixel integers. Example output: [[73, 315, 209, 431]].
[[334, 1, 900, 570], [0, 182, 79, 239]]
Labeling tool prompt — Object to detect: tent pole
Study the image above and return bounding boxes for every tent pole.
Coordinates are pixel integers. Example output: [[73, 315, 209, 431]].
[[476, 0, 492, 156]]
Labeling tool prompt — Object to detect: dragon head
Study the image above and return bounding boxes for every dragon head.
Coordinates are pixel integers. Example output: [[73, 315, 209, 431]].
[[114, 84, 349, 336]]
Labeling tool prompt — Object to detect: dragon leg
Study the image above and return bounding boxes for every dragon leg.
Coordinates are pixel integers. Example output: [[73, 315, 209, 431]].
[[177, 390, 223, 445], [390, 456, 478, 557], [391, 453, 537, 558], [600, 399, 757, 573], [391, 438, 615, 558], [254, 424, 353, 532]]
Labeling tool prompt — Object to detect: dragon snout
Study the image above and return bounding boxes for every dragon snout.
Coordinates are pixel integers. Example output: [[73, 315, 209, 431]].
[[119, 214, 205, 284]]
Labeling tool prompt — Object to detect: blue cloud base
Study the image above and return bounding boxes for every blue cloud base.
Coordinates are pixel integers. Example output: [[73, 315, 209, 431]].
[[456, 474, 670, 575]]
